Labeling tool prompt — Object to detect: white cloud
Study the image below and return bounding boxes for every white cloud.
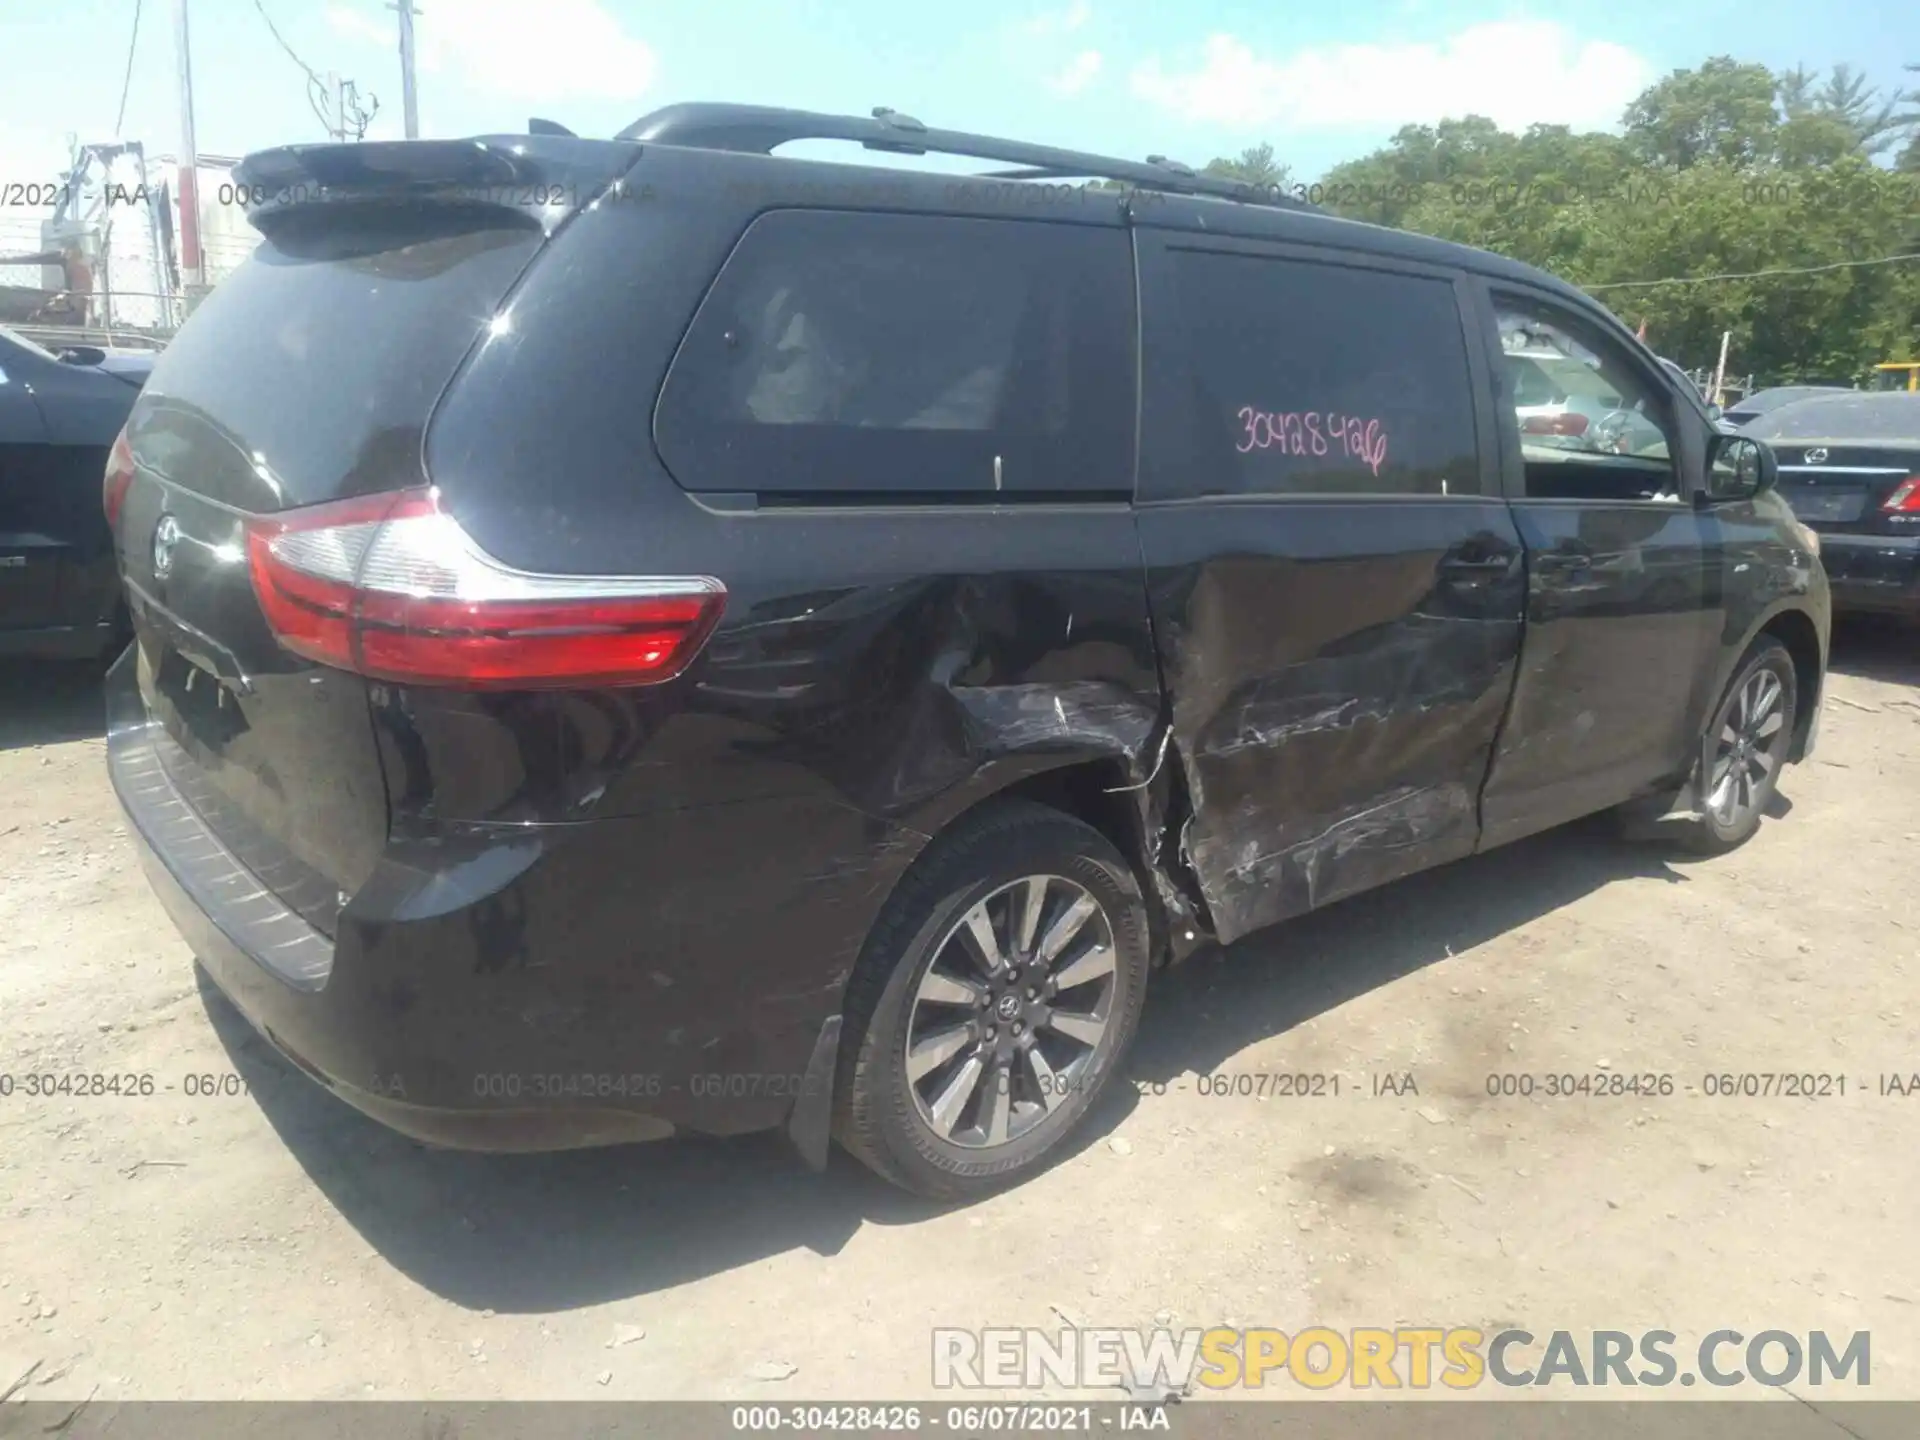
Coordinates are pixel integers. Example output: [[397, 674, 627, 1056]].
[[1047, 50, 1103, 97], [1130, 21, 1654, 133], [1019, 0, 1093, 38], [325, 0, 656, 104]]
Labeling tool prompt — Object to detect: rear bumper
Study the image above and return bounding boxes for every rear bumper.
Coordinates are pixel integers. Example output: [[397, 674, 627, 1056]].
[[109, 660, 675, 1149], [107, 648, 912, 1150], [1820, 533, 1920, 617]]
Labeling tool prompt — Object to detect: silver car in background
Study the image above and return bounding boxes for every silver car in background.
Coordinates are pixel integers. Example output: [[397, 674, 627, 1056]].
[[1506, 346, 1669, 456]]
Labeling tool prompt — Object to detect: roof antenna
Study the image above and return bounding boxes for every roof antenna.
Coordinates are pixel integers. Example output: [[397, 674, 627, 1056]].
[[528, 117, 576, 137]]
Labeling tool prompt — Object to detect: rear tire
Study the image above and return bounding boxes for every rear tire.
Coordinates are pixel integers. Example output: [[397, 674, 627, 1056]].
[[1673, 637, 1797, 855], [833, 800, 1150, 1200]]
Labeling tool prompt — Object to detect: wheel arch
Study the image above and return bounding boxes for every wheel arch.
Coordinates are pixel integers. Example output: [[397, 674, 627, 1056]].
[[1705, 602, 1825, 764], [893, 750, 1213, 971], [1756, 607, 1823, 761]]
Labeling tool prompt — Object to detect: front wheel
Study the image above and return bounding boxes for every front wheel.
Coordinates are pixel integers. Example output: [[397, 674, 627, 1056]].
[[833, 800, 1150, 1199], [1676, 638, 1797, 854]]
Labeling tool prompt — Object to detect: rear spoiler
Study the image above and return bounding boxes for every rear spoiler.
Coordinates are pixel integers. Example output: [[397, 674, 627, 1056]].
[[231, 136, 641, 232]]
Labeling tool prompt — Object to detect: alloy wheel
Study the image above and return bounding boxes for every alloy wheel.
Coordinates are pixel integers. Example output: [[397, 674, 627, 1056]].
[[1706, 666, 1787, 826], [904, 874, 1118, 1150]]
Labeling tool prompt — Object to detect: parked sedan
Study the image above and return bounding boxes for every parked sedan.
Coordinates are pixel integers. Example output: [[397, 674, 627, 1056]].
[[1746, 392, 1920, 620], [0, 326, 148, 658]]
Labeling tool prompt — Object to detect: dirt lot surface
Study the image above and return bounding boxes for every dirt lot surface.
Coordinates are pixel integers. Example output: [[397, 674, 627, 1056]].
[[0, 622, 1915, 1405]]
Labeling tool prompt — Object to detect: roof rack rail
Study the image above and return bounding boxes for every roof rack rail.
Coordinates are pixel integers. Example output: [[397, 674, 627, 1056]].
[[615, 102, 1315, 210]]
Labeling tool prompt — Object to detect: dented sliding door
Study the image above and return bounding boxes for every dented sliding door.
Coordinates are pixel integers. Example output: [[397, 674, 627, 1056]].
[[1130, 230, 1523, 944]]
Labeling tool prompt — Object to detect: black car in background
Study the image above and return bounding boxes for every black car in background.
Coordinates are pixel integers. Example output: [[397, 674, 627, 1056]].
[[0, 326, 149, 658], [106, 104, 1829, 1199], [1747, 391, 1920, 620]]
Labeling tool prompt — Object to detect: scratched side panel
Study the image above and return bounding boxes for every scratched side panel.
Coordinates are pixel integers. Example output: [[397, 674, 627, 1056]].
[[1139, 501, 1525, 945]]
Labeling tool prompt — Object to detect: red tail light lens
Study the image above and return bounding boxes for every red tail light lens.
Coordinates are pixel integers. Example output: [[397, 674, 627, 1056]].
[[245, 489, 726, 688], [1882, 478, 1920, 513], [103, 429, 136, 526], [1521, 412, 1591, 437]]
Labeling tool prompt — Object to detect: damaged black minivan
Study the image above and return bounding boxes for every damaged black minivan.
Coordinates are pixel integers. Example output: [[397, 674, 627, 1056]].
[[107, 104, 1828, 1198]]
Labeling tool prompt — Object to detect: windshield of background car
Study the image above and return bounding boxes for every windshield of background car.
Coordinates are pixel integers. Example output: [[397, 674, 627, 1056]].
[[1507, 352, 1623, 408]]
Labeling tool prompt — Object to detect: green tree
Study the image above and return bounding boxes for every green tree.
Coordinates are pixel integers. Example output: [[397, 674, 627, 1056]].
[[1623, 57, 1779, 168], [1203, 143, 1289, 191], [1779, 62, 1903, 159], [1291, 56, 1920, 384], [1892, 62, 1920, 170]]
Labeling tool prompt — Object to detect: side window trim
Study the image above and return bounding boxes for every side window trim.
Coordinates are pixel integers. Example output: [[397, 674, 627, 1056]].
[[1463, 275, 1527, 503], [1472, 275, 1691, 507], [1133, 229, 1493, 505]]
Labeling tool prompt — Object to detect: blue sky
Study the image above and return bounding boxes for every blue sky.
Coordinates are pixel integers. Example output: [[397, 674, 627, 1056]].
[[0, 0, 1912, 189]]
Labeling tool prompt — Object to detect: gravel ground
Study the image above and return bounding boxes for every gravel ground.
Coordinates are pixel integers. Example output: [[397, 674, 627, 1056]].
[[0, 620, 1915, 1403]]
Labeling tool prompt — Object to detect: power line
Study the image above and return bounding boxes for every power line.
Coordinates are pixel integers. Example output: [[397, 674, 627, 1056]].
[[250, 0, 344, 137], [1587, 252, 1920, 292], [113, 0, 143, 136], [251, 0, 325, 87]]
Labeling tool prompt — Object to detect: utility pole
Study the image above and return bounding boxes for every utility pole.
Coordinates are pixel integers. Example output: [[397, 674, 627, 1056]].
[[390, 0, 420, 138], [171, 0, 204, 300], [1711, 329, 1732, 408]]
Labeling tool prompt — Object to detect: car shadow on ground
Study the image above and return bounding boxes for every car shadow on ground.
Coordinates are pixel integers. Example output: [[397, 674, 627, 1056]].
[[1119, 816, 1688, 1091], [0, 659, 107, 751], [204, 812, 1692, 1315], [1827, 615, 1919, 687]]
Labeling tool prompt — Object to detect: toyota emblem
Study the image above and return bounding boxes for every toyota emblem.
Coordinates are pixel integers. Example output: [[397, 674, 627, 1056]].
[[151, 514, 181, 579], [1804, 447, 1828, 464]]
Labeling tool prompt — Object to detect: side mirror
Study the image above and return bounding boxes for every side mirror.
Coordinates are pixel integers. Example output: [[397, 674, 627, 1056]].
[[1706, 402, 1723, 423], [1706, 434, 1776, 502]]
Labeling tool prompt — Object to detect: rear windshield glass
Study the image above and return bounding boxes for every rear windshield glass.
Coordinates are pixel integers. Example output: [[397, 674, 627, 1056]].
[[1746, 393, 1920, 442], [137, 213, 542, 510]]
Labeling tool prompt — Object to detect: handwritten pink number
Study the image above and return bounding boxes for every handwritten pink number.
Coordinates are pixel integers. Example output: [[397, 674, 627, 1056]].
[[1361, 419, 1386, 475], [1236, 408, 1387, 474]]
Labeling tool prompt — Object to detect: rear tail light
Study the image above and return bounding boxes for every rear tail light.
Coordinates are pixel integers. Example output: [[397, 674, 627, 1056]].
[[1521, 412, 1590, 437], [245, 488, 725, 688], [103, 428, 135, 526], [1882, 477, 1920, 513]]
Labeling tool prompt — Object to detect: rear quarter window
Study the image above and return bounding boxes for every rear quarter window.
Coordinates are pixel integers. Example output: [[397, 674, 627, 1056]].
[[654, 210, 1134, 497]]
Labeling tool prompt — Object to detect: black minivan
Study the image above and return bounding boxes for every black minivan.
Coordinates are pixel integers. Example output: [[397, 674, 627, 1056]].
[[106, 104, 1829, 1198]]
